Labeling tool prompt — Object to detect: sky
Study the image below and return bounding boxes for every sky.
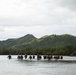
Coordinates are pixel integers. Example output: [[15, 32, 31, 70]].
[[0, 0, 76, 40]]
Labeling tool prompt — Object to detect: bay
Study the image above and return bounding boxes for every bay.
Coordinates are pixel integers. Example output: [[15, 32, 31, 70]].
[[0, 55, 76, 75]]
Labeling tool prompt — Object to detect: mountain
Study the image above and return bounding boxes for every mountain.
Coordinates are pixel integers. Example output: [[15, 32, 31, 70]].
[[0, 34, 76, 50], [30, 34, 76, 48], [0, 34, 76, 55], [0, 34, 36, 49]]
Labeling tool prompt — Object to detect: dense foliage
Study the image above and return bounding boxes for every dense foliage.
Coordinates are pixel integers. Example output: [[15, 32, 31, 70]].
[[0, 34, 76, 55]]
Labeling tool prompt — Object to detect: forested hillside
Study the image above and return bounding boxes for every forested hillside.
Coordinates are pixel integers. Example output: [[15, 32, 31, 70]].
[[0, 34, 76, 55]]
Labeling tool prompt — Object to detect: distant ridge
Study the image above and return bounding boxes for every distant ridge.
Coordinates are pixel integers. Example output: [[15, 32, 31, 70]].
[[0, 34, 76, 50]]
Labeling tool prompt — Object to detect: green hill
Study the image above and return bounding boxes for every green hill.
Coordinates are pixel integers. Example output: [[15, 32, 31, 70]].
[[12, 34, 76, 49], [0, 34, 76, 55], [0, 34, 36, 48]]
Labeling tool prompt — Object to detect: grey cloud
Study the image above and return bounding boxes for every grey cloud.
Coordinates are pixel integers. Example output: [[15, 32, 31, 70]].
[[0, 29, 4, 32], [58, 0, 76, 11], [0, 0, 75, 27], [0, 27, 5, 32], [0, 0, 76, 40]]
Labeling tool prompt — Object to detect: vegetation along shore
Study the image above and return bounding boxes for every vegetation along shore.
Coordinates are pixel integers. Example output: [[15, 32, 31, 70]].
[[0, 34, 76, 56]]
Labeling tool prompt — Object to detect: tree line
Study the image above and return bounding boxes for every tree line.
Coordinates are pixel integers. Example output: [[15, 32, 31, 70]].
[[0, 45, 76, 56]]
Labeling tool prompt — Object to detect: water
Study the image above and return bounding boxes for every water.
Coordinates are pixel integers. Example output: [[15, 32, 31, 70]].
[[0, 55, 76, 75]]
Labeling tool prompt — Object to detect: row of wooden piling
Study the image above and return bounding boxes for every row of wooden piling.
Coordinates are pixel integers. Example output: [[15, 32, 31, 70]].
[[8, 54, 63, 60]]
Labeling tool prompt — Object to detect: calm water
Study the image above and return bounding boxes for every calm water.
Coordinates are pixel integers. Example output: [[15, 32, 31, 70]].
[[0, 55, 76, 75]]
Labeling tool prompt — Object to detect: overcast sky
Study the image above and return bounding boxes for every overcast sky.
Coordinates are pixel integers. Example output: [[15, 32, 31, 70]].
[[0, 0, 76, 40]]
